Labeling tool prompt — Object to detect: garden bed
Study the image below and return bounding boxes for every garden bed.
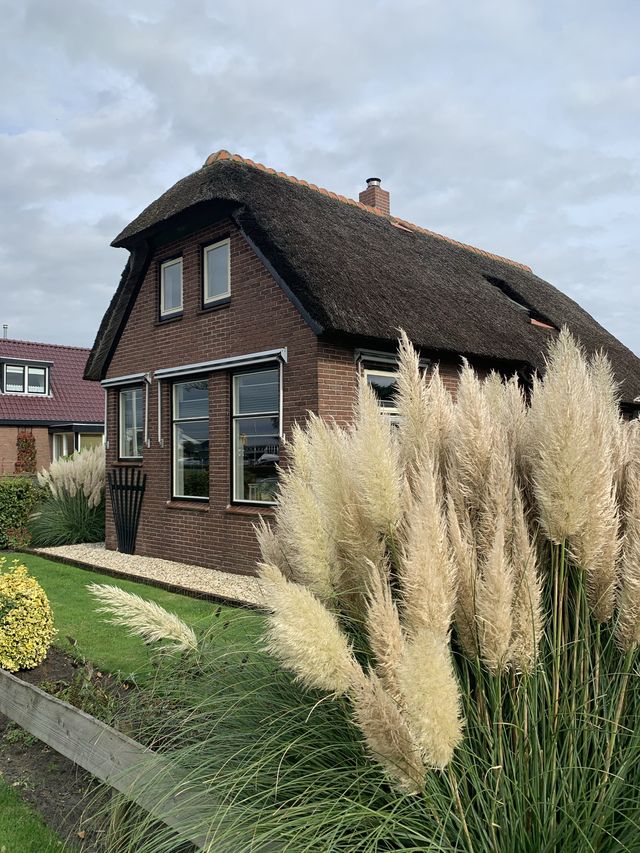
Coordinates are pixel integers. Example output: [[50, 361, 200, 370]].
[[0, 647, 123, 850]]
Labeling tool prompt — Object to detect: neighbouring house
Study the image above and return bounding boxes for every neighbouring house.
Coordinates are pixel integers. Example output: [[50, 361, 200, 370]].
[[85, 150, 640, 575], [0, 339, 105, 476]]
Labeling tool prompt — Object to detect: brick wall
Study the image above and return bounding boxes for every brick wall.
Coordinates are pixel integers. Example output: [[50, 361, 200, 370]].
[[105, 219, 319, 575], [0, 426, 50, 476]]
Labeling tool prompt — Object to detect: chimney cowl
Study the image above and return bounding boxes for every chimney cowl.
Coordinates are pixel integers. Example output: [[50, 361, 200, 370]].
[[359, 177, 390, 215]]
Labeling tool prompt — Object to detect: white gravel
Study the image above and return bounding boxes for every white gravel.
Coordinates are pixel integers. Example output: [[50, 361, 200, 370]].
[[31, 543, 266, 607]]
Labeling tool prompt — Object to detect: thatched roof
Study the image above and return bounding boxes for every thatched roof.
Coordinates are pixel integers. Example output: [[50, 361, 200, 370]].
[[86, 151, 640, 404]]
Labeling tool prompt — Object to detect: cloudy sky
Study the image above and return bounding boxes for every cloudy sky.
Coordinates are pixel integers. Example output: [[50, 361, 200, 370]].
[[2, 0, 638, 354]]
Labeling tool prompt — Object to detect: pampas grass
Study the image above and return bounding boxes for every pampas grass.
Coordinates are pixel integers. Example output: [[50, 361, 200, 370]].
[[87, 583, 197, 653], [105, 328, 640, 852]]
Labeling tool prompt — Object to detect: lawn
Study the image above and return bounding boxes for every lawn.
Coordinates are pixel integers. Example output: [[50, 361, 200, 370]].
[[0, 776, 65, 851], [4, 552, 263, 681]]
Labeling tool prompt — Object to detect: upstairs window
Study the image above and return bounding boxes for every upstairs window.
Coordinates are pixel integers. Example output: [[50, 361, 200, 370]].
[[233, 368, 280, 504], [3, 363, 49, 395], [160, 258, 183, 318], [27, 366, 47, 394], [203, 239, 230, 305], [119, 387, 143, 459]]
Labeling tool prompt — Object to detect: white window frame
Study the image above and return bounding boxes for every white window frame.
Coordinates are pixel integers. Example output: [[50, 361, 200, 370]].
[[203, 238, 231, 305], [172, 379, 209, 500], [119, 387, 143, 460], [53, 432, 75, 460], [4, 363, 25, 393], [232, 366, 281, 505], [160, 257, 183, 318], [364, 368, 399, 416], [27, 365, 48, 395]]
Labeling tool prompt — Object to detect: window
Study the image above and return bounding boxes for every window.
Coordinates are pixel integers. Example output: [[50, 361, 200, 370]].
[[160, 258, 183, 318], [233, 368, 280, 503], [27, 366, 47, 394], [79, 433, 103, 452], [173, 380, 209, 499], [53, 432, 75, 460], [5, 364, 24, 393], [119, 388, 143, 459], [203, 239, 230, 305], [364, 368, 399, 415], [2, 363, 49, 395]]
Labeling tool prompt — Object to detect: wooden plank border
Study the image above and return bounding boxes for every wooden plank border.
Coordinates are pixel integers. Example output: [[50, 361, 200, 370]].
[[0, 668, 210, 849]]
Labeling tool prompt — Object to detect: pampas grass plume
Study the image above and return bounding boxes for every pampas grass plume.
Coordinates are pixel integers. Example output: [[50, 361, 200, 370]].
[[259, 563, 360, 695], [88, 583, 197, 653], [397, 631, 463, 769]]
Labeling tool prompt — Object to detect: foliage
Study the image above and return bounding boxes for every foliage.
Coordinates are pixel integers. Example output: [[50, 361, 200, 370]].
[[0, 477, 39, 549], [15, 430, 37, 474], [37, 443, 105, 508], [6, 552, 260, 681], [29, 489, 105, 546], [105, 329, 640, 851], [0, 558, 56, 671]]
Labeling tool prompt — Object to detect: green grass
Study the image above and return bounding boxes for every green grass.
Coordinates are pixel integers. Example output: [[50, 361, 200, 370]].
[[0, 776, 66, 851], [4, 552, 263, 682]]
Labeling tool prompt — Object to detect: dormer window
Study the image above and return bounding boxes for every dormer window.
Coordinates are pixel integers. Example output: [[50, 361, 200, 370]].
[[160, 257, 183, 318], [3, 363, 49, 395]]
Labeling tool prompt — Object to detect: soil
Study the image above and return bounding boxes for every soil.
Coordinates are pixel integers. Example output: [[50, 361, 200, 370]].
[[0, 648, 126, 851]]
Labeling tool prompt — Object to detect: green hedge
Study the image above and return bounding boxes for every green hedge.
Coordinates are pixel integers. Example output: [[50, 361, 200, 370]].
[[0, 478, 40, 549]]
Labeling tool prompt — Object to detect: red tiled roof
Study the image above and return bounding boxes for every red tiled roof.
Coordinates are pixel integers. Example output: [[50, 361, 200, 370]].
[[204, 150, 532, 273], [0, 339, 103, 424]]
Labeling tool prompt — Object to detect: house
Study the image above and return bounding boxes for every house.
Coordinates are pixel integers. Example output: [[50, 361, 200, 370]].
[[0, 339, 105, 476], [85, 150, 640, 575]]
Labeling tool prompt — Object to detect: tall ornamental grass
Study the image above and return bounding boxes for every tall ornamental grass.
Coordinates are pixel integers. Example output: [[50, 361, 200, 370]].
[[29, 445, 105, 545], [104, 329, 640, 852]]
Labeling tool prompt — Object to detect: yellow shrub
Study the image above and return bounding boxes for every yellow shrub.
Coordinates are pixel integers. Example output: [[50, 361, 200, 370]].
[[0, 559, 56, 672]]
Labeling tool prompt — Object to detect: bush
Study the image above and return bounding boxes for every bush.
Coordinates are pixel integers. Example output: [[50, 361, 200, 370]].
[[0, 478, 39, 550], [30, 445, 106, 546], [29, 491, 105, 546], [0, 558, 56, 671]]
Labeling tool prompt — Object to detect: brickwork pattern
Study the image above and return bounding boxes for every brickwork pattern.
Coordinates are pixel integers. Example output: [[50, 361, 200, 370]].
[[105, 219, 319, 575], [0, 426, 50, 476]]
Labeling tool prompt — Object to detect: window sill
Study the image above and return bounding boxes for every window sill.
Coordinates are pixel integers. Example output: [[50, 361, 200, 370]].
[[197, 298, 231, 315], [154, 313, 183, 327], [225, 504, 275, 517], [165, 499, 209, 512]]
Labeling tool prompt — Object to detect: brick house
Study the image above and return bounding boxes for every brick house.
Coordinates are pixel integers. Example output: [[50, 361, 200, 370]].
[[0, 339, 104, 476], [85, 151, 640, 575]]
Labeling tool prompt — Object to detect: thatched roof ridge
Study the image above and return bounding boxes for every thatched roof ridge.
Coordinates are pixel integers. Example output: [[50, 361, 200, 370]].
[[86, 153, 640, 405]]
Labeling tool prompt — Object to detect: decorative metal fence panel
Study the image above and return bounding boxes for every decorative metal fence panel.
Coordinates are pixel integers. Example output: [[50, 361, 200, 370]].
[[108, 467, 147, 554]]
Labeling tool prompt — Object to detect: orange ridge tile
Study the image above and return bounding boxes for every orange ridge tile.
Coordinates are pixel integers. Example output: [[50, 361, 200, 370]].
[[203, 150, 532, 272]]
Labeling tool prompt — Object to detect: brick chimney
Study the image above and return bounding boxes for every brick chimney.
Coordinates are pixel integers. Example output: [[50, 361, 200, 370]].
[[359, 177, 390, 215]]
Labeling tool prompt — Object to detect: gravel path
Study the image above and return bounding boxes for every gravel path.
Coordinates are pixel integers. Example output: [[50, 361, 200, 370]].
[[30, 543, 266, 607]]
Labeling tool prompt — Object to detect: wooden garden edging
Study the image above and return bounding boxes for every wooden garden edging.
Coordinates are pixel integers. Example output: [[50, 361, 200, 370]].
[[0, 668, 210, 850]]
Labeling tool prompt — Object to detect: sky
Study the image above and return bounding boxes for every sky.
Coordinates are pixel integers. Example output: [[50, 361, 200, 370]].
[[1, 0, 638, 355]]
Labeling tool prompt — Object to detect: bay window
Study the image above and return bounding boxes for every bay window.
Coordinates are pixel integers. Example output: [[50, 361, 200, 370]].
[[232, 368, 280, 503], [119, 387, 143, 459], [173, 379, 209, 499]]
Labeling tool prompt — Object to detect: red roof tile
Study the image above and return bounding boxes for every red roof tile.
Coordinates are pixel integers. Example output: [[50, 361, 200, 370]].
[[0, 339, 104, 425]]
